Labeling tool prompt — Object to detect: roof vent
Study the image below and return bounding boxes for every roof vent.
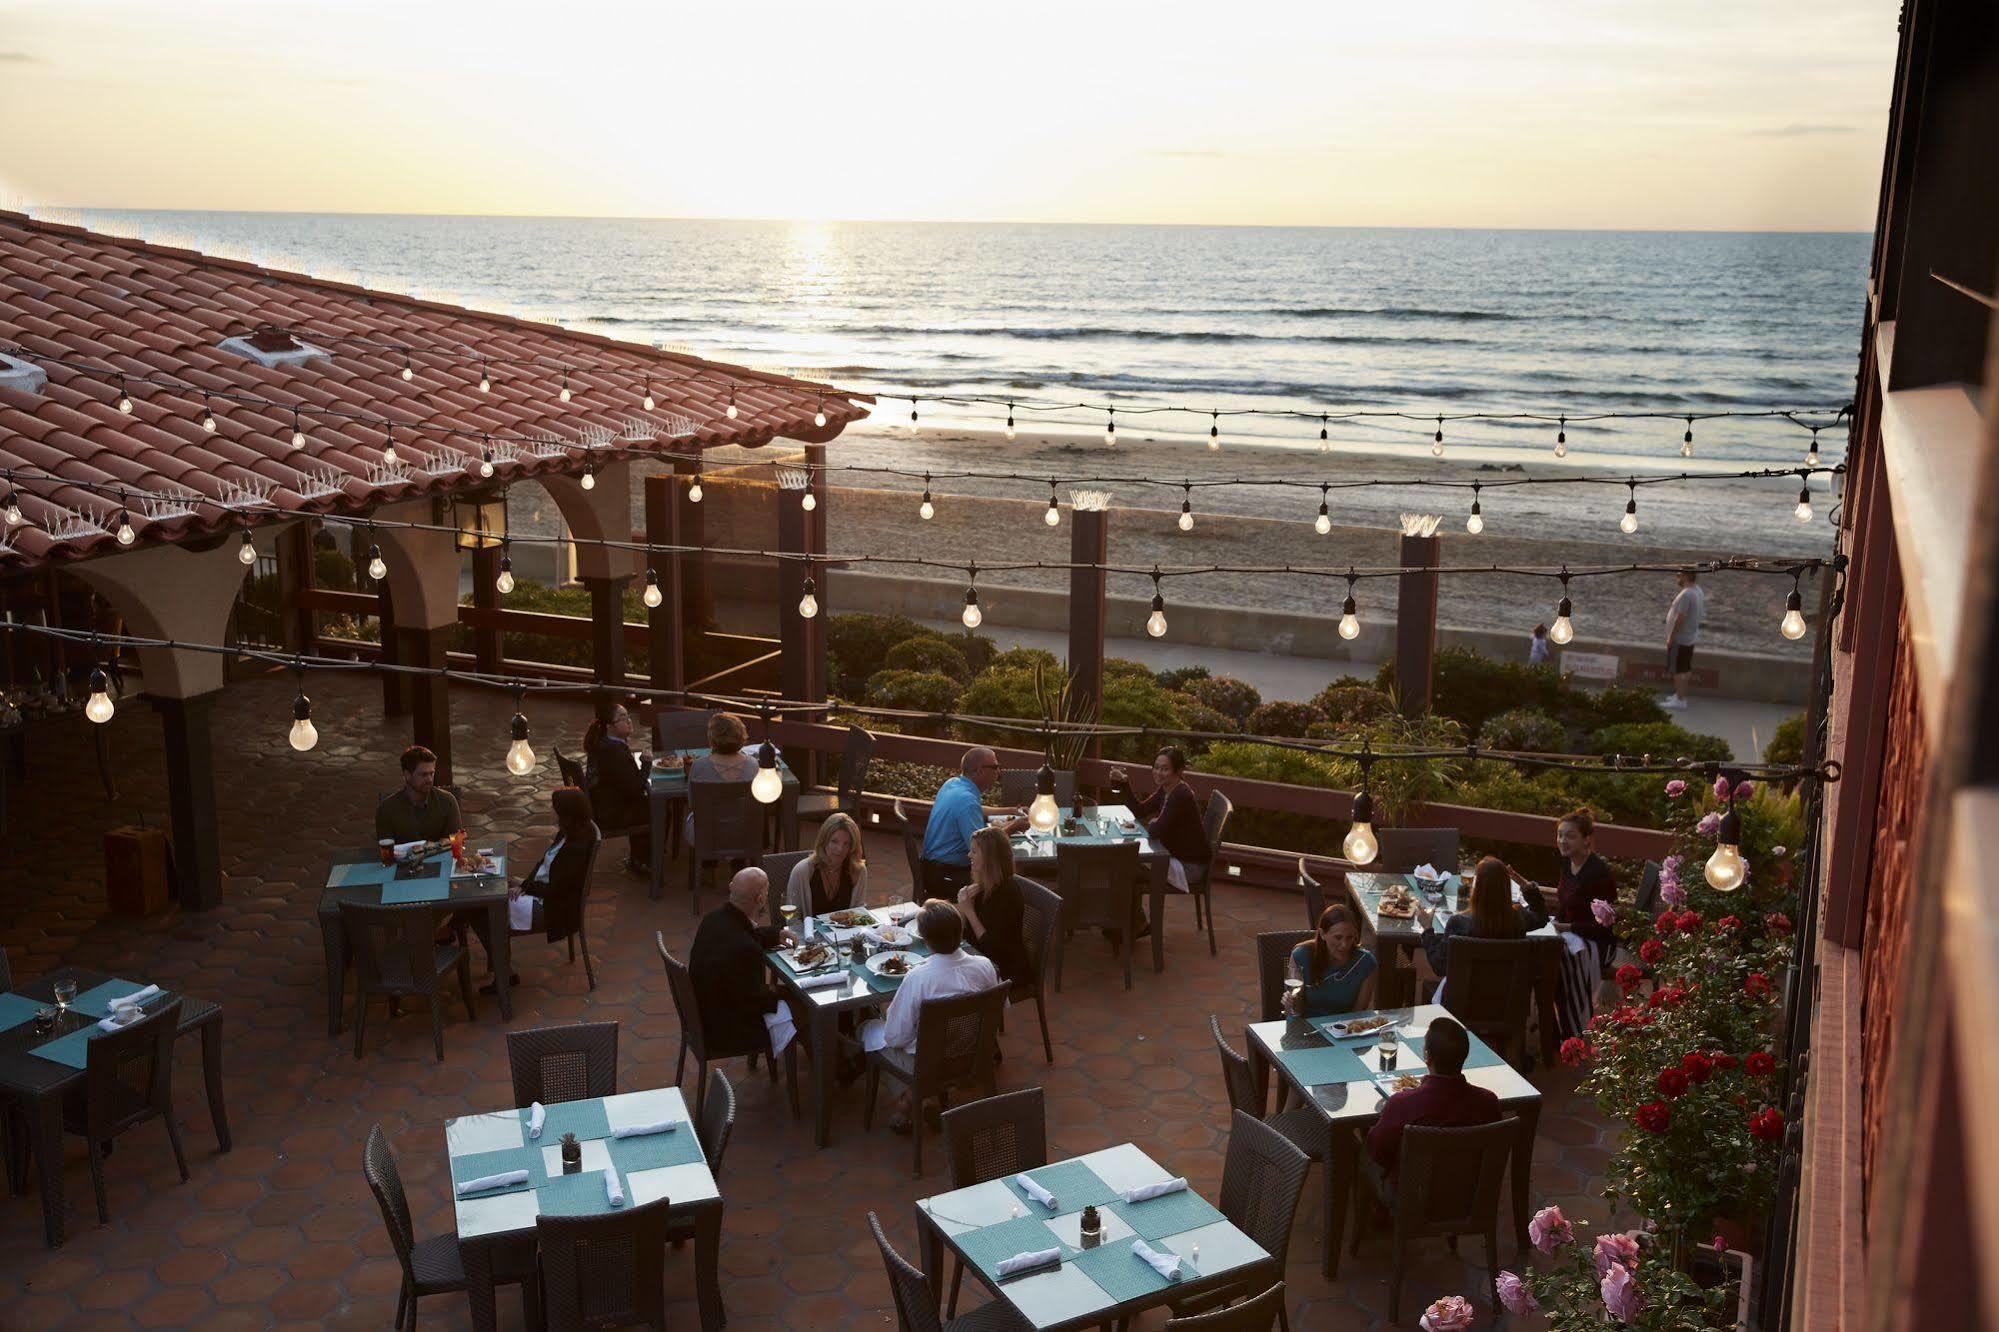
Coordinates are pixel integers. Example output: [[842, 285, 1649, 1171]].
[[220, 327, 328, 369], [0, 353, 49, 395]]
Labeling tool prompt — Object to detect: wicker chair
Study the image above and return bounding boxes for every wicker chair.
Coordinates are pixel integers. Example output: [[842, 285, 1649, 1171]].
[[536, 1197, 674, 1331], [868, 1210, 1028, 1332], [1211, 1017, 1331, 1273], [794, 725, 878, 822], [1168, 1111, 1310, 1328], [655, 933, 799, 1127], [0, 943, 11, 990], [1350, 1117, 1516, 1324], [686, 779, 763, 916], [339, 900, 476, 1061], [939, 1089, 1048, 1316], [758, 850, 812, 928], [1170, 789, 1233, 957], [865, 985, 1008, 1177], [501, 829, 603, 990], [61, 1000, 187, 1223], [1054, 839, 1143, 990], [895, 799, 928, 889], [364, 1123, 533, 1331], [506, 1021, 619, 1107], [1012, 877, 1063, 1062], [1164, 1282, 1287, 1331], [1375, 827, 1460, 875], [698, 1069, 737, 1177], [553, 746, 587, 789], [1439, 937, 1543, 1068], [996, 767, 1075, 809], [1256, 930, 1318, 1114], [653, 709, 719, 751]]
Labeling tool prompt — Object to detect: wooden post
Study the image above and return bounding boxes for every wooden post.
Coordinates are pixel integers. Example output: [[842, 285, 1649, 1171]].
[[678, 456, 712, 634], [469, 545, 503, 673], [149, 692, 222, 910], [276, 523, 316, 652], [644, 471, 687, 696], [398, 625, 455, 789], [1395, 532, 1440, 717], [580, 575, 631, 718], [1069, 508, 1108, 757], [376, 577, 405, 718]]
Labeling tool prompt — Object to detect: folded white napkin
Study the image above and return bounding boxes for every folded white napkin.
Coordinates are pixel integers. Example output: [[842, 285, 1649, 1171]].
[[508, 894, 538, 932], [97, 1013, 135, 1033], [996, 1248, 1061, 1278], [526, 1102, 546, 1140], [1014, 1173, 1058, 1209], [111, 984, 161, 1012], [1121, 1177, 1188, 1204], [797, 971, 848, 992], [1132, 1238, 1184, 1281], [859, 1018, 889, 1053], [764, 1008, 796, 1056], [604, 1170, 625, 1208], [611, 1119, 678, 1139], [456, 1169, 529, 1196]]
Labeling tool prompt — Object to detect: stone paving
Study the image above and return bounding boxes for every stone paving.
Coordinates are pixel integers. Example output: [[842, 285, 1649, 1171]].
[[0, 672, 1619, 1329]]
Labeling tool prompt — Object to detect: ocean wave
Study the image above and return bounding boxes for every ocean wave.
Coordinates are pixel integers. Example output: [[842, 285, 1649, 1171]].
[[841, 323, 1483, 347]]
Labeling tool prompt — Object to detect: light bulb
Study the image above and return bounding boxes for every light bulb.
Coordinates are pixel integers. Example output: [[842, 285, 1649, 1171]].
[[802, 492, 817, 512], [1028, 791, 1060, 832], [1339, 593, 1360, 641], [1806, 433, 1821, 467], [1466, 510, 1484, 535], [3, 493, 21, 525], [401, 363, 414, 382], [202, 409, 217, 433], [645, 393, 657, 411], [962, 589, 983, 629], [1431, 438, 1444, 457], [479, 374, 491, 393], [115, 512, 136, 545], [798, 590, 819, 618], [1045, 502, 1060, 527], [920, 496, 935, 521], [560, 385, 573, 404], [1147, 608, 1168, 639], [1209, 416, 1221, 451], [1705, 807, 1746, 892], [382, 441, 398, 465], [479, 452, 495, 479], [814, 409, 827, 428], [1550, 608, 1574, 646], [506, 712, 535, 776], [1344, 792, 1378, 865], [752, 745, 783, 804], [1620, 506, 1638, 535], [643, 571, 663, 609], [727, 400, 740, 421], [496, 566, 515, 594], [1794, 487, 1813, 523], [85, 669, 115, 724], [1105, 422, 1117, 447], [689, 479, 704, 503], [1681, 438, 1694, 459], [1315, 508, 1332, 535], [1781, 590, 1806, 640], [580, 468, 595, 491], [238, 532, 256, 565], [1178, 505, 1194, 533], [1207, 435, 1220, 452], [907, 406, 919, 434], [1005, 413, 1016, 441], [118, 391, 133, 414], [367, 546, 387, 581], [288, 693, 317, 751], [292, 428, 306, 450]]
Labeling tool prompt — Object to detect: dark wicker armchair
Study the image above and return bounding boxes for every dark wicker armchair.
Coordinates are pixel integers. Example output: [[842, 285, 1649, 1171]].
[[506, 1021, 619, 1107]]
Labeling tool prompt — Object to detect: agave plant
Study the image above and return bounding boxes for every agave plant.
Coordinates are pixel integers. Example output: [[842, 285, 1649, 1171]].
[[1033, 661, 1100, 770]]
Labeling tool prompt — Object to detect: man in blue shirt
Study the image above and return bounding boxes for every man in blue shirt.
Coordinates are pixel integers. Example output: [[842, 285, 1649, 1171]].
[[918, 747, 1026, 897]]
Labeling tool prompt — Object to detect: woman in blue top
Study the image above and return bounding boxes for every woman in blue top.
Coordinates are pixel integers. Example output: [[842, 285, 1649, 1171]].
[[1284, 904, 1377, 1017]]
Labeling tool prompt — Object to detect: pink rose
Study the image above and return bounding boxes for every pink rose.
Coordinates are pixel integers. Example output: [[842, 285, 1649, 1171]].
[[1419, 1295, 1476, 1332], [1697, 812, 1721, 836], [1601, 1262, 1643, 1323], [1591, 899, 1616, 927], [1712, 775, 1731, 800], [1660, 881, 1688, 908], [1663, 855, 1682, 871], [1734, 779, 1754, 799], [1497, 1270, 1539, 1315], [1665, 779, 1687, 798], [1594, 1231, 1641, 1276], [1529, 1204, 1573, 1254]]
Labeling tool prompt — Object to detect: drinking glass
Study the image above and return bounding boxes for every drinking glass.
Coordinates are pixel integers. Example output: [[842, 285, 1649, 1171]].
[[781, 904, 800, 936], [52, 979, 76, 1013], [1377, 1036, 1398, 1071]]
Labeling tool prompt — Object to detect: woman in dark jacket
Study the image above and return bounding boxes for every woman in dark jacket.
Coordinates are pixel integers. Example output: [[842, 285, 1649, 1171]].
[[467, 787, 599, 989], [1118, 746, 1209, 889], [583, 703, 651, 870], [1537, 806, 1617, 1039], [956, 825, 1031, 985], [1419, 856, 1548, 978]]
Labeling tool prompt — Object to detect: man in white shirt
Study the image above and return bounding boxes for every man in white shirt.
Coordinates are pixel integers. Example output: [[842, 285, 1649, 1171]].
[[1663, 569, 1706, 710], [859, 899, 1000, 1134]]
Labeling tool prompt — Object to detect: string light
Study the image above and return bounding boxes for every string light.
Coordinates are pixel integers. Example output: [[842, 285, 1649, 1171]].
[[291, 408, 306, 450], [381, 426, 397, 466], [1208, 411, 1221, 452], [114, 510, 136, 545], [366, 541, 387, 582], [1, 488, 21, 525], [1550, 568, 1575, 645], [496, 540, 515, 594], [201, 395, 217, 433], [559, 373, 572, 404], [919, 473, 935, 521], [1147, 570, 1168, 638], [1344, 749, 1379, 864], [1177, 483, 1195, 533], [1044, 483, 1061, 527], [1432, 416, 1444, 457], [1682, 418, 1695, 458], [237, 530, 256, 566], [505, 692, 536, 776], [117, 377, 133, 414], [1466, 483, 1484, 535], [1315, 484, 1332, 536], [962, 568, 984, 629], [288, 680, 318, 752], [643, 378, 655, 412], [751, 704, 783, 804], [1028, 759, 1060, 833], [688, 470, 704, 504], [1781, 575, 1808, 641], [1339, 569, 1361, 641], [797, 569, 819, 619], [1619, 480, 1639, 535], [801, 487, 817, 511], [643, 567, 663, 609], [479, 364, 491, 394], [813, 396, 827, 429], [1793, 479, 1813, 524], [85, 667, 115, 724], [1554, 418, 1567, 459], [1704, 789, 1746, 891], [1805, 428, 1821, 468], [1104, 408, 1117, 447], [580, 464, 595, 491], [479, 446, 495, 479], [907, 399, 919, 434], [726, 386, 739, 420], [1005, 404, 1016, 441], [1319, 414, 1330, 452], [400, 357, 414, 382]]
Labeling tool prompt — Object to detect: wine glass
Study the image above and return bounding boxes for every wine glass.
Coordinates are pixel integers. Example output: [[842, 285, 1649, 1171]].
[[781, 904, 800, 938], [52, 978, 76, 1014]]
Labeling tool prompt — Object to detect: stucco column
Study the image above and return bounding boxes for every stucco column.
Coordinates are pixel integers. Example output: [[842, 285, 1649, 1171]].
[[373, 500, 466, 786], [540, 460, 643, 719]]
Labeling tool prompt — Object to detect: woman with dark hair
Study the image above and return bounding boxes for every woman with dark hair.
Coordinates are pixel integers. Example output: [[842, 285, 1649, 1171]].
[[466, 786, 601, 990], [1114, 746, 1210, 892], [583, 703, 651, 871], [1284, 904, 1378, 1017], [1533, 806, 1617, 1039], [1418, 856, 1549, 979]]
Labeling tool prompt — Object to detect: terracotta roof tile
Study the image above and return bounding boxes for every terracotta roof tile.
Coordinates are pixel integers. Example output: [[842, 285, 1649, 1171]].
[[0, 210, 869, 568]]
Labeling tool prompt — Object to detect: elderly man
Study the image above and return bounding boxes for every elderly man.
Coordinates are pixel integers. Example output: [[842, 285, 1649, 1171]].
[[374, 744, 462, 844], [687, 867, 798, 1060], [918, 747, 1027, 898], [859, 900, 1000, 1134]]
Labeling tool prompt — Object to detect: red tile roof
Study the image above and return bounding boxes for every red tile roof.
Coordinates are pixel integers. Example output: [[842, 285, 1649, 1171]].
[[0, 210, 870, 568]]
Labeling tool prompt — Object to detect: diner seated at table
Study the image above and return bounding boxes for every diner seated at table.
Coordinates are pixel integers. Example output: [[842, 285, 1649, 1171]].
[[1534, 806, 1617, 1040], [689, 867, 799, 1059], [1418, 856, 1549, 980], [956, 825, 1031, 985], [1112, 745, 1210, 892], [1363, 1016, 1502, 1180], [859, 900, 1001, 1134], [683, 711, 761, 843], [1283, 904, 1378, 1017], [373, 744, 462, 845], [786, 812, 869, 917], [463, 786, 599, 991], [582, 703, 652, 872], [918, 747, 1027, 899]]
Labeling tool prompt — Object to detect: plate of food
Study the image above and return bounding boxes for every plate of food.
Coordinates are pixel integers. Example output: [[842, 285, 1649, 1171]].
[[1376, 890, 1417, 919], [1379, 1073, 1423, 1093], [790, 941, 834, 970], [866, 950, 921, 979], [866, 925, 911, 948], [1326, 1015, 1396, 1039], [824, 908, 878, 931]]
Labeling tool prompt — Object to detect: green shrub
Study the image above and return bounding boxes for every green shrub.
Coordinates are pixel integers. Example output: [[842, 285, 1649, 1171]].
[[1190, 676, 1261, 724], [884, 636, 972, 682], [1408, 647, 1566, 737], [1168, 694, 1238, 748], [314, 546, 358, 592], [829, 613, 937, 695], [863, 669, 961, 733], [1104, 657, 1154, 684], [1197, 741, 1349, 852], [1312, 683, 1395, 724], [954, 667, 1042, 749], [1099, 673, 1187, 762], [989, 647, 1063, 675], [1587, 722, 1733, 765], [946, 632, 1000, 677], [866, 759, 956, 801], [1246, 700, 1326, 738], [1156, 665, 1212, 693], [1763, 712, 1809, 768], [1574, 684, 1668, 729], [1479, 708, 1567, 753]]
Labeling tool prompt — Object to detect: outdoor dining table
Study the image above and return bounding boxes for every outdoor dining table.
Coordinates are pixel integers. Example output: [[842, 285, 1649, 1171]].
[[915, 1141, 1271, 1330], [446, 1083, 724, 1332], [1245, 1002, 1541, 1278], [315, 842, 514, 1035], [0, 966, 230, 1247], [646, 746, 801, 901], [1008, 803, 1171, 975], [1346, 870, 1564, 1060]]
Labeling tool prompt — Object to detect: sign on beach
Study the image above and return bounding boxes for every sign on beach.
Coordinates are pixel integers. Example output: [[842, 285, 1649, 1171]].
[[1560, 651, 1620, 681]]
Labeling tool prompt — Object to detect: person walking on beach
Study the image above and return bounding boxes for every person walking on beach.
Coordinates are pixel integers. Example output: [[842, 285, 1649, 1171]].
[[1528, 623, 1551, 666], [1662, 569, 1705, 709]]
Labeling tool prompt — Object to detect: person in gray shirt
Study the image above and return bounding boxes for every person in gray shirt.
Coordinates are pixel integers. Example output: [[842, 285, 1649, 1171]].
[[1662, 569, 1706, 709]]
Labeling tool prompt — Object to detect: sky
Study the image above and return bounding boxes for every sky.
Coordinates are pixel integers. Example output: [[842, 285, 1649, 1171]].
[[0, 0, 1897, 230]]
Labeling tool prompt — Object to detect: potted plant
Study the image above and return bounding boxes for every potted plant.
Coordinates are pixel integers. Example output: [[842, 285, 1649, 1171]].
[[1500, 1205, 1749, 1328]]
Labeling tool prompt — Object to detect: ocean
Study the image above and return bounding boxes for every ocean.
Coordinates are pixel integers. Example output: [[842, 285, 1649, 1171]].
[[79, 212, 1867, 472]]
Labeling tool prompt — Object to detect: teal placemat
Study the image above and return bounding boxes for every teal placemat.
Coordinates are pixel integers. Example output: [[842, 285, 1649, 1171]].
[[534, 1168, 619, 1218], [955, 1215, 1071, 1282], [328, 861, 393, 888], [451, 1148, 542, 1194], [1110, 1188, 1224, 1241], [1275, 1043, 1371, 1087], [1072, 1238, 1183, 1301], [381, 879, 454, 905], [30, 1025, 98, 1069], [850, 961, 905, 994], [1003, 1161, 1119, 1215], [606, 1127, 703, 1172], [69, 979, 154, 1018], [1459, 1041, 1507, 1071], [0, 992, 45, 1033], [524, 1099, 612, 1143]]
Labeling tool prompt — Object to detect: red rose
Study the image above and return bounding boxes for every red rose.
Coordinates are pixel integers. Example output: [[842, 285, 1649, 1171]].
[[1653, 984, 1686, 1009], [1745, 1051, 1775, 1077], [1715, 915, 1743, 933], [1676, 910, 1702, 932], [1560, 1037, 1592, 1067], [1766, 912, 1794, 935], [1615, 963, 1644, 991], [1656, 1067, 1691, 1098], [1639, 939, 1666, 964], [1744, 971, 1774, 999], [1713, 1052, 1740, 1072], [1680, 1051, 1714, 1084], [1655, 910, 1679, 936], [1635, 1101, 1672, 1133], [1748, 1106, 1784, 1142]]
